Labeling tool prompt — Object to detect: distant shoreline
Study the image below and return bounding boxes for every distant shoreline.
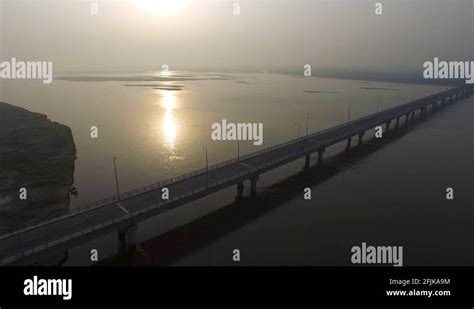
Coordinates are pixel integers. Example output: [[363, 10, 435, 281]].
[[54, 68, 464, 87]]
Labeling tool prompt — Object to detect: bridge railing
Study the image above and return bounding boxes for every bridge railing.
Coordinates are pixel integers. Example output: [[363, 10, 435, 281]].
[[1, 163, 262, 264], [1, 86, 467, 239], [2, 141, 316, 265]]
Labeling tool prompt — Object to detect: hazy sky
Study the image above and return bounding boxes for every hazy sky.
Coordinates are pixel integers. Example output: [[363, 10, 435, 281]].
[[0, 0, 473, 72]]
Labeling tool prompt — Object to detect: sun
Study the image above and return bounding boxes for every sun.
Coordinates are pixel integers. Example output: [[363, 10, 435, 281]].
[[135, 0, 187, 17]]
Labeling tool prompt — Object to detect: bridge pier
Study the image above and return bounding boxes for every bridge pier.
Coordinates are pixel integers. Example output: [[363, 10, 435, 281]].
[[117, 230, 128, 256], [250, 177, 258, 198], [235, 181, 244, 201], [117, 224, 138, 256], [358, 132, 364, 146], [395, 117, 400, 129], [304, 154, 310, 169], [317, 149, 325, 165], [385, 121, 391, 132], [443, 97, 448, 106], [345, 137, 352, 151], [127, 224, 138, 253], [405, 113, 410, 127]]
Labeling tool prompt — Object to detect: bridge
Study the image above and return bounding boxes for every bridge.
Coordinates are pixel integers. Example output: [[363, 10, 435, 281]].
[[0, 84, 472, 265]]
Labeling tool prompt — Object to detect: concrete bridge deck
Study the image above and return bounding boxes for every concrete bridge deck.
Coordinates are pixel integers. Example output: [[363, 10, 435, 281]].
[[0, 84, 472, 265]]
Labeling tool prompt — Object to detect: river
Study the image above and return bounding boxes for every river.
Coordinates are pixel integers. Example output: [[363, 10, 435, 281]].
[[1, 71, 470, 266]]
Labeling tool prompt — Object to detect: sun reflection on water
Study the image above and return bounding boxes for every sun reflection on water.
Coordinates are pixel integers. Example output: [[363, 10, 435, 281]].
[[160, 90, 177, 150]]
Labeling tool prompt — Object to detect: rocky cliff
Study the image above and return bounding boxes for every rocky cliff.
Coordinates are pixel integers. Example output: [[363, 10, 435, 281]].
[[0, 102, 76, 233]]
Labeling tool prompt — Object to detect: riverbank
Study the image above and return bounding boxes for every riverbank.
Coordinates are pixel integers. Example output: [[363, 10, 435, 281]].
[[0, 102, 76, 233]]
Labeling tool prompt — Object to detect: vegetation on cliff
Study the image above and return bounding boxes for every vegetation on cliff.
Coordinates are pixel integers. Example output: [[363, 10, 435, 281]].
[[0, 102, 76, 232]]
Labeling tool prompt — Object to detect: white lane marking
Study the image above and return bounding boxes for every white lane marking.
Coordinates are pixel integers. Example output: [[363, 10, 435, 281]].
[[239, 162, 254, 169], [116, 203, 129, 214]]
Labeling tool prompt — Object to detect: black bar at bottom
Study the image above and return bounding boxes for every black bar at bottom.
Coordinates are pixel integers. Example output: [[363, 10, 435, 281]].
[[0, 267, 472, 306]]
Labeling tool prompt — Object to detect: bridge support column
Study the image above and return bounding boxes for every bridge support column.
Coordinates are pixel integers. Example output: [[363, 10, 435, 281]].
[[304, 154, 310, 169], [236, 181, 244, 202], [395, 117, 400, 129], [358, 132, 364, 146], [405, 114, 410, 127], [127, 224, 138, 253], [117, 230, 128, 255], [385, 121, 391, 132], [317, 149, 325, 165], [250, 177, 258, 198], [117, 224, 138, 256], [410, 111, 415, 121], [345, 137, 352, 151]]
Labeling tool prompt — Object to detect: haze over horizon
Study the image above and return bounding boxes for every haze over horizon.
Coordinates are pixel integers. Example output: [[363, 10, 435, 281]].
[[0, 0, 472, 73]]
